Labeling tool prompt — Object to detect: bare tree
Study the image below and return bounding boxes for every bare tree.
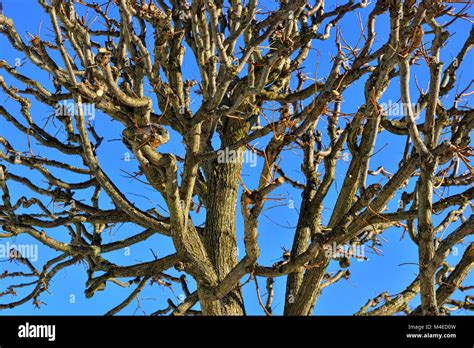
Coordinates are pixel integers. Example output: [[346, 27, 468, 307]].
[[0, 0, 472, 316]]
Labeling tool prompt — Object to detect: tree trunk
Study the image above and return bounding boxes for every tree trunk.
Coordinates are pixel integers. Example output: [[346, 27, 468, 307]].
[[199, 120, 248, 315], [418, 159, 438, 315]]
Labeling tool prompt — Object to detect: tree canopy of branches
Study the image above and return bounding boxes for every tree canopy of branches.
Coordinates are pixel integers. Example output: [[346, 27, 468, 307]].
[[0, 0, 473, 316]]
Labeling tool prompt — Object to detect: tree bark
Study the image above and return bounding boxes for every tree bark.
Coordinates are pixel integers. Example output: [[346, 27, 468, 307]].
[[418, 159, 438, 315], [200, 120, 248, 315]]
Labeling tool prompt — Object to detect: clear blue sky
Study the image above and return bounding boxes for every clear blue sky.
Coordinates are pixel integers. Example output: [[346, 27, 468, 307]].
[[0, 0, 472, 315]]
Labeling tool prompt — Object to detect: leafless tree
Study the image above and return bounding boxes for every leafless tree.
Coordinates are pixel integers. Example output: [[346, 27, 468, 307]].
[[0, 0, 473, 316]]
